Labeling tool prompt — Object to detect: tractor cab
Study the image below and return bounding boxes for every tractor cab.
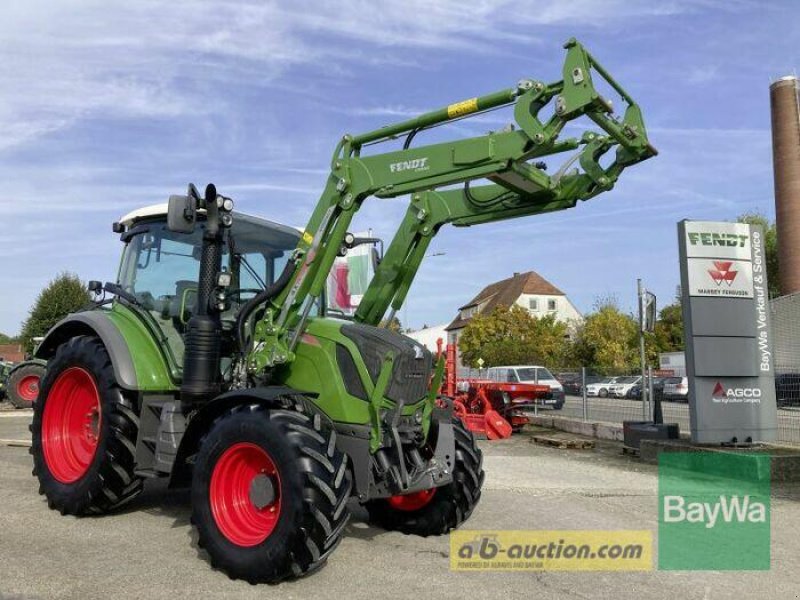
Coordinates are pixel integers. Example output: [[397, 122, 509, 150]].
[[115, 204, 307, 368]]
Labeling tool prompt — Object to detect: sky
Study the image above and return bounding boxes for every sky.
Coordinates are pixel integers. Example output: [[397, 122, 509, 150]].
[[0, 0, 797, 335]]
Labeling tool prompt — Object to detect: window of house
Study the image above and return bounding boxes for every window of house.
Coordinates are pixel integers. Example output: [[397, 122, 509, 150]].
[[528, 298, 538, 311], [547, 298, 557, 311]]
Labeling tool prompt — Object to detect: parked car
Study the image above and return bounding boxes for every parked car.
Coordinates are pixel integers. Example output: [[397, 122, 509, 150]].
[[608, 376, 642, 398], [585, 377, 619, 398], [775, 373, 800, 407], [663, 376, 689, 402], [486, 366, 565, 409], [556, 372, 582, 396], [627, 376, 667, 400]]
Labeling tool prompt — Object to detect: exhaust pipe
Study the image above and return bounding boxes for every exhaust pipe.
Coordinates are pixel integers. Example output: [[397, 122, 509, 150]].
[[181, 184, 224, 407]]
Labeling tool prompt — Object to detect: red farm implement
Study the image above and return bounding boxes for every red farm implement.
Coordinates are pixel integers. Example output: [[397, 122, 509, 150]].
[[437, 340, 550, 439]]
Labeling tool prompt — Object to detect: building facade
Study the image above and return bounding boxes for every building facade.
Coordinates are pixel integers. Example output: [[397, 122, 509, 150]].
[[445, 271, 582, 370]]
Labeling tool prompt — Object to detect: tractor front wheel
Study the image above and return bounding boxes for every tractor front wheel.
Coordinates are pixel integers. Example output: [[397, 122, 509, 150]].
[[365, 418, 484, 536], [191, 404, 351, 583], [31, 336, 143, 514], [7, 362, 46, 408]]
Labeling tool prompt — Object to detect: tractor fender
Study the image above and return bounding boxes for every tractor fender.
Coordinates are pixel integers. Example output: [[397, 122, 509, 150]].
[[169, 386, 315, 488], [34, 311, 138, 390]]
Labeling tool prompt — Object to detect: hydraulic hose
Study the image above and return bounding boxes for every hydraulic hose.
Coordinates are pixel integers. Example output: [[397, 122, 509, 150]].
[[234, 257, 296, 353]]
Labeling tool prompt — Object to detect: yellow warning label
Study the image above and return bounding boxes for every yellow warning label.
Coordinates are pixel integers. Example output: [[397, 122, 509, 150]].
[[302, 231, 313, 245], [447, 98, 479, 119]]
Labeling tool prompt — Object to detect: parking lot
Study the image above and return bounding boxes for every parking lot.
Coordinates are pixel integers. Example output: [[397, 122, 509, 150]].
[[552, 395, 800, 444], [1, 410, 799, 599]]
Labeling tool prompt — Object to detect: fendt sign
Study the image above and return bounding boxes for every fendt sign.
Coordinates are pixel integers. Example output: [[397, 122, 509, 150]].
[[678, 220, 777, 443]]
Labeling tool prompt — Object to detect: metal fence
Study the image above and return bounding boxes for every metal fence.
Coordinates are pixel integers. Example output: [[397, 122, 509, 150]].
[[771, 294, 800, 444], [459, 362, 800, 446], [555, 369, 800, 445], [547, 368, 692, 436]]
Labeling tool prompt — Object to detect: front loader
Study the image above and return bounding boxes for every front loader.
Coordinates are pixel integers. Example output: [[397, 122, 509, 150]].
[[29, 39, 656, 583]]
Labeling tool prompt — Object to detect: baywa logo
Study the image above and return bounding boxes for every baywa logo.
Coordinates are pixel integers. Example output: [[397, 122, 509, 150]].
[[658, 452, 771, 570], [712, 381, 762, 403], [663, 495, 767, 529], [389, 157, 429, 173], [688, 231, 749, 248], [707, 261, 738, 286]]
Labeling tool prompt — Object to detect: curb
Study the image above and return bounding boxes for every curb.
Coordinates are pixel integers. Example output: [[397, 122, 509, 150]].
[[527, 414, 624, 442]]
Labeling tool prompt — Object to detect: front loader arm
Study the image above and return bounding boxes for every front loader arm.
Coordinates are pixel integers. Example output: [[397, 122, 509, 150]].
[[246, 38, 657, 373]]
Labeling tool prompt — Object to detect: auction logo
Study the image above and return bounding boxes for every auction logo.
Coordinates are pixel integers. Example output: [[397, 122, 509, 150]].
[[707, 261, 738, 286]]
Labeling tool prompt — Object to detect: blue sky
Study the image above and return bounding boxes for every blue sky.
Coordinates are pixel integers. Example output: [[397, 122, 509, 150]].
[[0, 0, 796, 335]]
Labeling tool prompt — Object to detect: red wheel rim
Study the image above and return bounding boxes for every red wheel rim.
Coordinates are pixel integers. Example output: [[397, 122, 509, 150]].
[[41, 367, 102, 484], [210, 442, 282, 547], [387, 488, 437, 512], [17, 374, 40, 403]]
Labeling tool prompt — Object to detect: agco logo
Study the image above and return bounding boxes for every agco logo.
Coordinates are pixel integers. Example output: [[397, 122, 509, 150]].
[[389, 157, 429, 173], [712, 381, 762, 402], [708, 261, 738, 286]]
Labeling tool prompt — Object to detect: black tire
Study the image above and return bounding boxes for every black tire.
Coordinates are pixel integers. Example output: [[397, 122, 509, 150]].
[[7, 363, 46, 409], [365, 418, 484, 536], [31, 335, 143, 515], [191, 403, 351, 584], [599, 388, 609, 398]]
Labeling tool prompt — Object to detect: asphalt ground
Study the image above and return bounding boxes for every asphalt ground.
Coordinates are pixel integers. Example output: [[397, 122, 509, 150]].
[[1, 410, 799, 599]]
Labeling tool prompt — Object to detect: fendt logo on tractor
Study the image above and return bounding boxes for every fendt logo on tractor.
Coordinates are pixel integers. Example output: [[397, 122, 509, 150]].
[[389, 157, 429, 173]]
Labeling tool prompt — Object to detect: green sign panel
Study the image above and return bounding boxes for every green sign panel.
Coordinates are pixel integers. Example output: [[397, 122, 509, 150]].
[[658, 452, 770, 570]]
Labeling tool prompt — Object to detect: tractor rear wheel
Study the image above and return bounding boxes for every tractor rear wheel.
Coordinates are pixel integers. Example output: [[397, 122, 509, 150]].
[[191, 404, 351, 583], [365, 418, 484, 536], [30, 335, 143, 515], [7, 362, 46, 408]]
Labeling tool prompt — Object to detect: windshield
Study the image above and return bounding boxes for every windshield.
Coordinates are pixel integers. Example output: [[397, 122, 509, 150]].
[[615, 377, 639, 384], [117, 216, 300, 367], [118, 219, 299, 305], [516, 367, 555, 381]]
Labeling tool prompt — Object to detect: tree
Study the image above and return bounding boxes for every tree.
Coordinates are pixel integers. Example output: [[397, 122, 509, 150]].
[[379, 315, 403, 333], [653, 300, 683, 353], [458, 304, 569, 369], [0, 332, 17, 344], [20, 273, 91, 353], [570, 298, 639, 374], [738, 212, 779, 298]]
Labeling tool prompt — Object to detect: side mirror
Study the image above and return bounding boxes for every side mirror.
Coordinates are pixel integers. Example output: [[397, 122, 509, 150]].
[[88, 280, 103, 293], [167, 194, 196, 233]]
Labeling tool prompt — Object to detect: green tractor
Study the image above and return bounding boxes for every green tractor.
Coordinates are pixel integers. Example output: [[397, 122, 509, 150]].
[[29, 39, 655, 583]]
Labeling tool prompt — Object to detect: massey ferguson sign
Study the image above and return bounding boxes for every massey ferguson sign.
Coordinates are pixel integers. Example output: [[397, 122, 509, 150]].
[[686, 258, 754, 298], [678, 220, 777, 443]]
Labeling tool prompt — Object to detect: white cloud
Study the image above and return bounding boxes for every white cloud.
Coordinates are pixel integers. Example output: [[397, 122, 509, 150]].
[[0, 0, 729, 152]]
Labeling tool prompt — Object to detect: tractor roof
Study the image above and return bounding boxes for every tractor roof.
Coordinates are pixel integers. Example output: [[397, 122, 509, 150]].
[[119, 203, 302, 247]]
